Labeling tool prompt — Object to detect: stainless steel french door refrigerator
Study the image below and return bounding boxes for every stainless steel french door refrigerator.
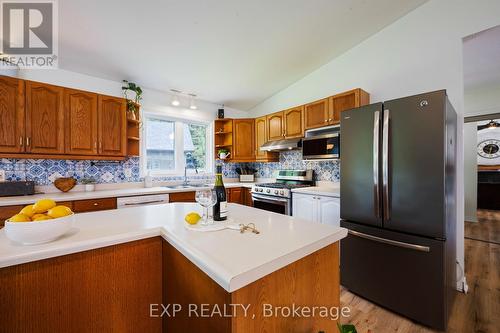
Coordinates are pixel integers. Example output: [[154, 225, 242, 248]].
[[340, 90, 457, 331]]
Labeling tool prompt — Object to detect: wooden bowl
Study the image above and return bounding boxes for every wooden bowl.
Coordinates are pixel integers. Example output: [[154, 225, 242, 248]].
[[54, 177, 76, 192]]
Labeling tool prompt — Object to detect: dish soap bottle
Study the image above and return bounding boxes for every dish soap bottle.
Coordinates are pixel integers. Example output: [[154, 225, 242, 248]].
[[144, 171, 153, 188]]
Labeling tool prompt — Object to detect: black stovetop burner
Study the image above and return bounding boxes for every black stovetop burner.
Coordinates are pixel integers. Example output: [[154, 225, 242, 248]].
[[254, 183, 311, 189]]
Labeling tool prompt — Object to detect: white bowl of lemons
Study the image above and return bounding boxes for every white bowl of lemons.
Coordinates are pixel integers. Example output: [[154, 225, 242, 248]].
[[5, 199, 75, 245]]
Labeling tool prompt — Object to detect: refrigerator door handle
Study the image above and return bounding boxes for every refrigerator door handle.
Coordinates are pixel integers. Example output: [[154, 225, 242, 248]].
[[373, 110, 380, 218], [348, 230, 430, 252], [382, 109, 390, 221]]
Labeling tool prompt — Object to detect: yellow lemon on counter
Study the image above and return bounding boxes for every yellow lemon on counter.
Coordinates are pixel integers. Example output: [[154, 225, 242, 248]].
[[32, 199, 57, 213], [47, 205, 73, 218], [19, 204, 35, 218], [185, 212, 202, 225], [32, 214, 53, 221], [9, 213, 32, 222]]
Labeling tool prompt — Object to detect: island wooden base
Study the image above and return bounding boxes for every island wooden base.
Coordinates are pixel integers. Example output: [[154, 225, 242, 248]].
[[0, 238, 340, 333], [163, 241, 340, 333]]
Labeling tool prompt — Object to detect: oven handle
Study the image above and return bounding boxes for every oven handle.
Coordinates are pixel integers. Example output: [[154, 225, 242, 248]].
[[251, 193, 289, 204]]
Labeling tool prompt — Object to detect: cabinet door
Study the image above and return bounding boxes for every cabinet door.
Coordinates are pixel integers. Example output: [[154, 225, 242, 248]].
[[98, 95, 126, 156], [318, 197, 340, 227], [255, 116, 267, 160], [0, 76, 25, 153], [233, 119, 255, 161], [284, 106, 304, 139], [292, 194, 317, 223], [65, 89, 98, 155], [266, 112, 284, 141], [25, 81, 65, 154], [228, 187, 243, 204], [329, 89, 370, 124], [244, 188, 253, 207], [304, 98, 329, 129]]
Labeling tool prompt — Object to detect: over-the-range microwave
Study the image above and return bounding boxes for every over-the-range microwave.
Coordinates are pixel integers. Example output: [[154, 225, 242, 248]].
[[301, 125, 340, 160]]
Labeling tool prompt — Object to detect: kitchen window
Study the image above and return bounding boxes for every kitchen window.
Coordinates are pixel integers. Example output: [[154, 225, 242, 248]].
[[142, 115, 212, 175]]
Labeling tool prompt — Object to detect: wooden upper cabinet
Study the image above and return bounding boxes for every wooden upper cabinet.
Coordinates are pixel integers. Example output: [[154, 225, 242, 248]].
[[232, 119, 255, 161], [267, 112, 285, 141], [25, 81, 65, 154], [329, 88, 370, 124], [98, 95, 127, 156], [0, 76, 25, 153], [65, 89, 98, 155], [284, 106, 304, 139], [255, 116, 267, 160], [304, 98, 329, 130]]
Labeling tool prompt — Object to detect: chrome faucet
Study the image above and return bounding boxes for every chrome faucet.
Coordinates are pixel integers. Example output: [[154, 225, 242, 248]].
[[182, 164, 198, 186]]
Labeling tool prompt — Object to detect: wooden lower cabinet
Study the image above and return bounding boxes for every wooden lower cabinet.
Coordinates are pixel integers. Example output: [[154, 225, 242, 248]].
[[0, 238, 163, 332], [169, 191, 196, 202], [227, 187, 243, 203], [243, 188, 253, 207], [0, 200, 75, 227]]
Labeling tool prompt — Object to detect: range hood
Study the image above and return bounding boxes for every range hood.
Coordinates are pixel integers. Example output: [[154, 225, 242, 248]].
[[260, 138, 302, 152]]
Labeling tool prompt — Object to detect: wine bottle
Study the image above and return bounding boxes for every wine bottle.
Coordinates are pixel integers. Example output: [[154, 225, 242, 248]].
[[213, 165, 227, 221]]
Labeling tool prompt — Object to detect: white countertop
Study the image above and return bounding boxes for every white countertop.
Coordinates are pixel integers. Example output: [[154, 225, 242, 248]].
[[0, 203, 347, 292], [0, 183, 255, 207], [292, 186, 340, 198]]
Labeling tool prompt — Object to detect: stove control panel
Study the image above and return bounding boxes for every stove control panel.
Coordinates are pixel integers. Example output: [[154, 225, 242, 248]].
[[251, 185, 292, 198]]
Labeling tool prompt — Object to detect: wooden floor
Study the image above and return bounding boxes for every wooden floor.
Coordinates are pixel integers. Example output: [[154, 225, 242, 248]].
[[340, 210, 500, 333], [465, 209, 500, 244]]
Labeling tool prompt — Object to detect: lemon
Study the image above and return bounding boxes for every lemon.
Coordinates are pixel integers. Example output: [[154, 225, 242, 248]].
[[47, 205, 73, 218], [19, 204, 36, 217], [32, 213, 47, 220], [185, 212, 201, 225], [9, 213, 31, 222], [32, 199, 57, 213], [32, 214, 53, 221]]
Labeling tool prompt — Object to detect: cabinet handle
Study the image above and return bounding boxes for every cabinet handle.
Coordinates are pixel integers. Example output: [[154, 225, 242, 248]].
[[93, 203, 99, 206], [99, 142, 102, 150], [19, 136, 23, 146], [324, 119, 328, 123], [94, 141, 98, 149], [26, 137, 30, 146], [328, 118, 332, 122]]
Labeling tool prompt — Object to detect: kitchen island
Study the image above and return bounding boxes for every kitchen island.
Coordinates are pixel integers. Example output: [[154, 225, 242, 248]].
[[0, 203, 347, 333]]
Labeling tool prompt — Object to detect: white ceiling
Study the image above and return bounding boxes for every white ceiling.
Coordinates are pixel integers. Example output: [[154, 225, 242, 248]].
[[463, 25, 500, 91], [59, 0, 428, 110]]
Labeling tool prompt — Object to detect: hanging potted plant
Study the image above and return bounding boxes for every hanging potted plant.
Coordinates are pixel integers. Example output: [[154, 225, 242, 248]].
[[122, 80, 143, 120]]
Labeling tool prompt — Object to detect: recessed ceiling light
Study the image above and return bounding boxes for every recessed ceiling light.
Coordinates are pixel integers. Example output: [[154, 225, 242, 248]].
[[170, 89, 181, 106], [189, 94, 197, 110]]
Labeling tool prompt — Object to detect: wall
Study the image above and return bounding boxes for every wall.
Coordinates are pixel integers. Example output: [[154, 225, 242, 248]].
[[0, 69, 248, 185], [248, 0, 500, 289], [463, 123, 478, 222]]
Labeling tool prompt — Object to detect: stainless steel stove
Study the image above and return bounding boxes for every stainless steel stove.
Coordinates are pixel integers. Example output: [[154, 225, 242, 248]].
[[251, 170, 313, 215]]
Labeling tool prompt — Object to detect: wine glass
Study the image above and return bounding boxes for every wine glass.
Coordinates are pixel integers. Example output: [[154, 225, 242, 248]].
[[195, 189, 217, 225]]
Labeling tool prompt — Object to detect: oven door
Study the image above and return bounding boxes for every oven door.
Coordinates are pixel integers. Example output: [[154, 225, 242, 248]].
[[302, 133, 339, 160], [251, 193, 291, 215]]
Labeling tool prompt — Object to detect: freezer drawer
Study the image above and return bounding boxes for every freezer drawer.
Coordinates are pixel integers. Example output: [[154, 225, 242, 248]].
[[340, 221, 453, 331]]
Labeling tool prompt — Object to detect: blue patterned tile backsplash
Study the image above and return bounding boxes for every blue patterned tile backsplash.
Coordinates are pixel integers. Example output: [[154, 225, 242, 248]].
[[223, 150, 340, 182], [0, 150, 339, 186]]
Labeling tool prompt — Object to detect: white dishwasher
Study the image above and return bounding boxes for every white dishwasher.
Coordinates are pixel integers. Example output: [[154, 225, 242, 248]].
[[117, 194, 169, 209]]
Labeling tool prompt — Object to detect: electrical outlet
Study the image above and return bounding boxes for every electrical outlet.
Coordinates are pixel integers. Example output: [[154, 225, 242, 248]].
[[0, 170, 5, 182]]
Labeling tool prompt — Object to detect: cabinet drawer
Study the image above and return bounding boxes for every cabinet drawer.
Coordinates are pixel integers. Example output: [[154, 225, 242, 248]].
[[168, 192, 196, 203], [73, 197, 117, 213]]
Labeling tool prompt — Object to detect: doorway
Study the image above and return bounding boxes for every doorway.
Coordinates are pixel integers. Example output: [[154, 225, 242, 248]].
[[463, 25, 500, 245]]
